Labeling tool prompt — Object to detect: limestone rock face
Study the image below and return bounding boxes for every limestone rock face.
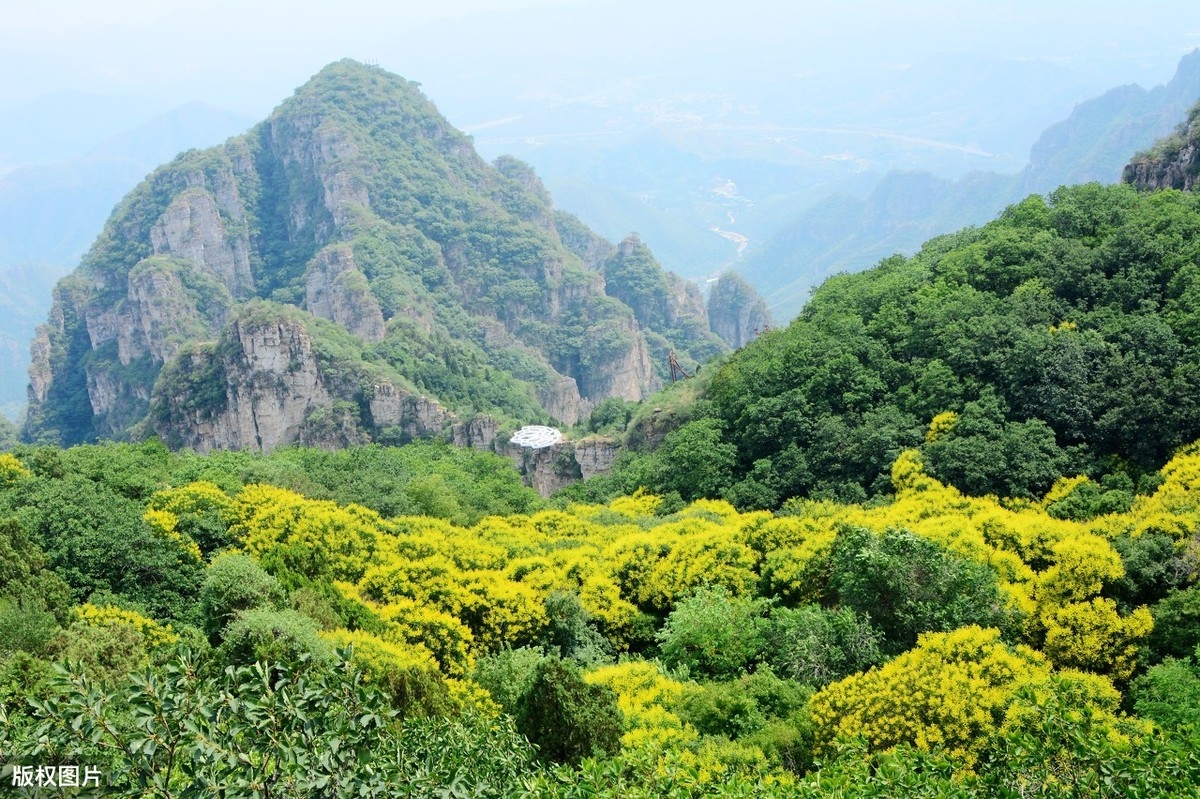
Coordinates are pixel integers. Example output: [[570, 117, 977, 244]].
[[150, 188, 254, 297], [452, 414, 499, 450], [537, 375, 590, 428], [367, 381, 454, 442], [305, 245, 386, 342], [579, 317, 654, 401], [511, 442, 582, 497], [153, 316, 335, 453], [27, 326, 52, 406], [574, 437, 618, 479], [707, 272, 773, 349]]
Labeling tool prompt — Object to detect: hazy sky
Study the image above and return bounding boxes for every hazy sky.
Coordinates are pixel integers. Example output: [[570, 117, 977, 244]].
[[4, 0, 1200, 121]]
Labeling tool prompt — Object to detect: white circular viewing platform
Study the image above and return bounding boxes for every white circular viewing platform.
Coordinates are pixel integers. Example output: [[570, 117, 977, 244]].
[[510, 425, 563, 449]]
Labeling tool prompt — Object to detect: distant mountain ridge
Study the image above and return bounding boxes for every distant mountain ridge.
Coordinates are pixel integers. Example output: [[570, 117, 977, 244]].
[[25, 61, 745, 451], [744, 48, 1200, 320], [0, 102, 253, 419]]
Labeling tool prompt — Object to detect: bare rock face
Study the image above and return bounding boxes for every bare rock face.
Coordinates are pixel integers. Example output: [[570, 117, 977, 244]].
[[509, 436, 618, 496], [707, 271, 773, 349], [150, 188, 254, 297], [452, 414, 499, 450], [511, 442, 582, 497], [367, 381, 454, 443], [27, 327, 52, 406], [579, 317, 654, 401], [154, 316, 335, 453], [537, 375, 590, 427], [573, 437, 618, 479], [305, 244, 387, 342]]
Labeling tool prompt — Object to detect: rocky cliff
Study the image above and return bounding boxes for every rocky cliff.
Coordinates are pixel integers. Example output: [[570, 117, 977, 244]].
[[601, 236, 728, 379], [1123, 101, 1200, 192], [706, 272, 772, 349], [26, 61, 724, 452]]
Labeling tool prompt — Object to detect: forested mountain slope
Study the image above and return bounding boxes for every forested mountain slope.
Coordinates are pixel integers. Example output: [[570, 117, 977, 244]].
[[24, 61, 737, 451], [576, 180, 1200, 510]]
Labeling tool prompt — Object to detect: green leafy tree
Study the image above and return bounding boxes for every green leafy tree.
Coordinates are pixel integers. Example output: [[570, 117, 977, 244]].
[[828, 526, 1014, 655], [1131, 652, 1200, 732], [762, 604, 883, 687], [515, 658, 623, 765], [199, 552, 285, 642], [656, 585, 767, 678]]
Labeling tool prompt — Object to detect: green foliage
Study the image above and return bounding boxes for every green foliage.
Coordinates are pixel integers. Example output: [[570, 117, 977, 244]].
[[218, 607, 333, 667], [617, 184, 1200, 508], [1106, 531, 1192, 611], [7, 472, 204, 626], [1131, 653, 1200, 732], [762, 604, 883, 687], [198, 552, 284, 641], [540, 590, 613, 666], [174, 442, 542, 526], [828, 527, 1014, 655], [516, 657, 623, 765], [1045, 474, 1135, 521], [0, 415, 18, 451], [985, 674, 1200, 798], [923, 391, 1069, 499], [472, 646, 548, 715], [1147, 585, 1200, 663], [656, 586, 767, 679], [679, 679, 768, 739], [9, 650, 398, 797], [0, 515, 73, 626], [584, 397, 636, 436], [0, 598, 58, 658], [47, 617, 153, 685]]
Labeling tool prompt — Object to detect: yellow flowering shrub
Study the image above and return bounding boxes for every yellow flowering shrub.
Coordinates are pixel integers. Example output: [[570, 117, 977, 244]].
[[578, 573, 640, 647], [647, 527, 760, 610], [373, 596, 475, 678], [76, 603, 180, 650], [1034, 535, 1125, 607], [0, 453, 31, 487], [144, 481, 237, 555], [457, 571, 548, 651], [1041, 598, 1154, 679], [926, 411, 959, 443], [586, 660, 698, 750], [321, 628, 451, 715], [810, 626, 1050, 767], [231, 484, 380, 582], [606, 488, 663, 519], [142, 506, 203, 562]]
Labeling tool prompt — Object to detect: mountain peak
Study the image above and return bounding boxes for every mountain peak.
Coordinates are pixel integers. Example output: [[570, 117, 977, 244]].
[[25, 62, 727, 450]]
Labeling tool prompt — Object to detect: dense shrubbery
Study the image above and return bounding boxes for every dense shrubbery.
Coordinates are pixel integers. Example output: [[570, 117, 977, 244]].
[[1, 436, 1197, 795]]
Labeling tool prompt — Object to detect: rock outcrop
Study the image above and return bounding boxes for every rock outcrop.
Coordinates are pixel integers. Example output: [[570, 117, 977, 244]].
[[26, 60, 725, 453], [707, 271, 773, 349], [305, 245, 386, 342], [1123, 102, 1200, 192], [508, 436, 620, 497], [573, 437, 619, 479]]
